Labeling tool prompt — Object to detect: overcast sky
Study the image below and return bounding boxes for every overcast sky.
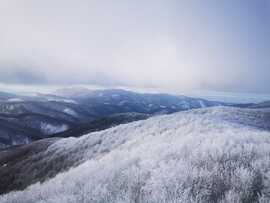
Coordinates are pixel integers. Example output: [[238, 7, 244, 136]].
[[0, 0, 270, 93]]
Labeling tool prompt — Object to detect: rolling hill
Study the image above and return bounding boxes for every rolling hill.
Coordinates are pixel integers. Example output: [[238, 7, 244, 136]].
[[1, 107, 270, 202], [0, 89, 229, 148]]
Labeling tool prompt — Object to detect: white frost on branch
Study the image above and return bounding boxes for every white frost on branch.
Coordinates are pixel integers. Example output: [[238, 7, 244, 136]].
[[1, 107, 270, 203]]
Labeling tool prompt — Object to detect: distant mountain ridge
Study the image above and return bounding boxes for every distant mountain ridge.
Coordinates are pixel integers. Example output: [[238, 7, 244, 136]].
[[0, 88, 252, 148]]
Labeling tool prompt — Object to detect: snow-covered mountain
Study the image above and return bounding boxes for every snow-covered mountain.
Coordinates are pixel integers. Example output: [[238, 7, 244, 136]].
[[0, 89, 230, 148], [250, 101, 270, 109], [1, 107, 270, 202], [56, 88, 228, 115]]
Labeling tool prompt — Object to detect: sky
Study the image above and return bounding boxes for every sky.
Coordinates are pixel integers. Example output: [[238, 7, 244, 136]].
[[0, 0, 270, 94]]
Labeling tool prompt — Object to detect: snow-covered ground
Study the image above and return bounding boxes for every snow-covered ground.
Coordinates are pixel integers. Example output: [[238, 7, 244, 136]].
[[40, 123, 68, 134], [63, 108, 78, 116], [7, 98, 24, 102], [1, 107, 270, 203]]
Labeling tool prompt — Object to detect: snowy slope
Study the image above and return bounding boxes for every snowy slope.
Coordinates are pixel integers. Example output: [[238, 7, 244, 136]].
[[1, 107, 270, 203], [0, 89, 231, 148]]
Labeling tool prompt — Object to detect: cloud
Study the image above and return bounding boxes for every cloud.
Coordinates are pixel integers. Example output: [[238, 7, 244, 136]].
[[0, 65, 47, 84], [0, 0, 269, 93]]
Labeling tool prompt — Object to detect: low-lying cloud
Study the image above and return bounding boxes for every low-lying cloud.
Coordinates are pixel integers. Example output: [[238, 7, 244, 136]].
[[0, 0, 269, 93]]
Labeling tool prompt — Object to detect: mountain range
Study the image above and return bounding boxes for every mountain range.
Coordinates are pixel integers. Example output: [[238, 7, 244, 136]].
[[0, 88, 232, 148]]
